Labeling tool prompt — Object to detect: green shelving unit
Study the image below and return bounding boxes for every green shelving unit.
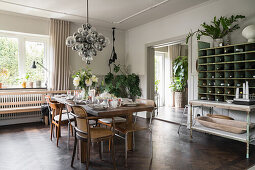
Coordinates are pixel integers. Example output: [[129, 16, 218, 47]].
[[197, 41, 255, 102]]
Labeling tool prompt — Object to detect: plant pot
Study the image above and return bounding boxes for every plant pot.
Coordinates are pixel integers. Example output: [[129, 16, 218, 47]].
[[36, 81, 41, 88], [242, 25, 255, 42], [174, 92, 184, 108], [213, 38, 224, 47], [28, 82, 34, 88], [0, 83, 2, 89], [21, 82, 26, 88]]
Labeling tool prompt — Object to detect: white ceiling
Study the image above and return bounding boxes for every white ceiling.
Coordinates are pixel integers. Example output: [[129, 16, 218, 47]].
[[0, 0, 210, 30]]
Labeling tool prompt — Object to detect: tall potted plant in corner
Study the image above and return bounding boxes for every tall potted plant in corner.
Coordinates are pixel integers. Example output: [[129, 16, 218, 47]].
[[170, 56, 188, 108]]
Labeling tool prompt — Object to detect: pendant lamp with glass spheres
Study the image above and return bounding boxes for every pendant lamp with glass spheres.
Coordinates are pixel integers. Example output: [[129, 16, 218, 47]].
[[66, 0, 110, 64]]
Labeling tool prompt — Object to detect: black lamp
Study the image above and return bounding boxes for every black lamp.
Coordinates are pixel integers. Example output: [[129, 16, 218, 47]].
[[31, 61, 37, 69], [31, 61, 48, 72], [31, 61, 48, 88]]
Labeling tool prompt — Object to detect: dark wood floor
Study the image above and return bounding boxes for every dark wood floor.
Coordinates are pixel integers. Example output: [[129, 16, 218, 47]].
[[0, 118, 255, 170]]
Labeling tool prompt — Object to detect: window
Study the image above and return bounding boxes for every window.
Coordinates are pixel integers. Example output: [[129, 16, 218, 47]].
[[0, 31, 49, 88]]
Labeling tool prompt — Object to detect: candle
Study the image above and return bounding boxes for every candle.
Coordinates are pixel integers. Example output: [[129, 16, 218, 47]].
[[243, 83, 246, 99], [236, 88, 239, 99], [246, 81, 249, 99]]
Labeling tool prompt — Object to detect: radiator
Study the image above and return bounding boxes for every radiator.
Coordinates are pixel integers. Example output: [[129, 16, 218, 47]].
[[0, 91, 44, 126]]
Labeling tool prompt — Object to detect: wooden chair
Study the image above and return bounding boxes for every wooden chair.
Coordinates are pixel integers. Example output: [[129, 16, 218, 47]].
[[115, 99, 155, 166], [49, 102, 74, 147], [71, 106, 116, 170]]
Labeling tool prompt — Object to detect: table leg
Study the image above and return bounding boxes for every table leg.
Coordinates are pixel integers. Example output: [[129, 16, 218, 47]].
[[127, 113, 133, 151], [190, 104, 193, 139], [246, 111, 250, 159], [79, 140, 87, 163]]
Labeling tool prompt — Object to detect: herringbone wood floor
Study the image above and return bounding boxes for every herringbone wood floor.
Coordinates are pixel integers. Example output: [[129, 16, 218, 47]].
[[0, 118, 255, 170]]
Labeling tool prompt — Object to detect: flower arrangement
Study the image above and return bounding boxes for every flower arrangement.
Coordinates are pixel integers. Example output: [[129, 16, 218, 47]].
[[72, 68, 98, 99]]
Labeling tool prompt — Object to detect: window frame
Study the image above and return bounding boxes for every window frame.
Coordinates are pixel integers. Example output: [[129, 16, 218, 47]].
[[0, 31, 49, 88]]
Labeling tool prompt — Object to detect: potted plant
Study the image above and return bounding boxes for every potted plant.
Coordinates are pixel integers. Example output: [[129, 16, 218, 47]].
[[170, 56, 188, 108], [104, 64, 142, 101], [186, 15, 245, 46]]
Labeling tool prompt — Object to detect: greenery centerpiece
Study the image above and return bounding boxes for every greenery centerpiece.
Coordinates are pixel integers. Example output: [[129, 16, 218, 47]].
[[0, 68, 8, 88], [170, 56, 188, 108], [72, 68, 98, 99], [186, 15, 245, 46], [103, 64, 141, 101]]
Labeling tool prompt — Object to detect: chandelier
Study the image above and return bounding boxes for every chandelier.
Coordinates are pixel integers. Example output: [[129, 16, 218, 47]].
[[66, 0, 110, 64]]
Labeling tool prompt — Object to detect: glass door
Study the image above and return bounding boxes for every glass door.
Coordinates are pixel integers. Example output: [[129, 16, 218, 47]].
[[155, 52, 165, 107]]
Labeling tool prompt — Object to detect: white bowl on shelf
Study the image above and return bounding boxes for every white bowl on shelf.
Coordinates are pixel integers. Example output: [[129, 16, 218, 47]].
[[226, 100, 233, 104]]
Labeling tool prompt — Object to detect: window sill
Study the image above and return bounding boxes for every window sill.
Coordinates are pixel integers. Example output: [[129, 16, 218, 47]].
[[0, 87, 47, 90]]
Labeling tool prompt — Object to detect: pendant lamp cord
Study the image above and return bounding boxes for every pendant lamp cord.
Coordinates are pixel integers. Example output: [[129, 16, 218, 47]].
[[86, 0, 89, 23]]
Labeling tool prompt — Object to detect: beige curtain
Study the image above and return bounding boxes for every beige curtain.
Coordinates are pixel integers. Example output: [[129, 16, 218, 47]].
[[50, 19, 70, 90], [169, 44, 181, 107]]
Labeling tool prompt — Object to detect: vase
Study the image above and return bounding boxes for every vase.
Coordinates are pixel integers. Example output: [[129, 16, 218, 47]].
[[22, 82, 26, 88], [174, 92, 184, 108], [242, 25, 255, 42], [82, 88, 89, 100], [0, 83, 2, 88], [213, 38, 224, 47], [36, 81, 41, 88], [28, 82, 34, 88]]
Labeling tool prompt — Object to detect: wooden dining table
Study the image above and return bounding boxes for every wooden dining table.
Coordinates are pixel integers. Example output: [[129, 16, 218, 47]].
[[53, 96, 154, 163]]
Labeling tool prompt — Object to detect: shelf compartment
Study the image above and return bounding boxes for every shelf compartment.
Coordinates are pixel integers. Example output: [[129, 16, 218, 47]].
[[207, 87, 215, 94], [207, 65, 215, 71], [199, 58, 207, 64], [215, 64, 224, 70], [207, 80, 215, 86], [224, 55, 234, 62], [207, 72, 215, 79], [245, 53, 255, 60], [215, 80, 224, 86], [234, 54, 244, 61], [234, 63, 245, 70], [207, 49, 215, 55], [245, 61, 255, 69], [224, 46, 234, 53], [207, 57, 215, 63], [234, 45, 245, 53], [245, 43, 255, 51], [215, 48, 224, 55], [225, 71, 234, 78], [215, 95, 224, 101], [199, 65, 207, 71], [206, 94, 215, 101], [234, 71, 245, 78], [198, 72, 206, 78], [198, 87, 207, 93], [215, 72, 224, 78]]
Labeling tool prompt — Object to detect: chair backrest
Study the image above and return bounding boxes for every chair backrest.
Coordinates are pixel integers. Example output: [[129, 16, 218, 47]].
[[49, 102, 65, 122], [71, 106, 89, 135], [136, 99, 156, 107]]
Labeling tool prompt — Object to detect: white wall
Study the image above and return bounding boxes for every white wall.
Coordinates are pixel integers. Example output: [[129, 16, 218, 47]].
[[0, 11, 49, 35], [125, 0, 255, 100], [69, 23, 126, 89]]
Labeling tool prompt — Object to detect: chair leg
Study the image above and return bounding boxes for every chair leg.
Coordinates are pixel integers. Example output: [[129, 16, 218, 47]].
[[111, 138, 117, 170], [67, 122, 70, 147], [56, 125, 60, 147], [109, 139, 111, 152], [86, 140, 90, 169], [125, 133, 128, 167], [50, 122, 53, 141], [99, 141, 102, 160], [71, 133, 77, 167], [132, 132, 135, 151]]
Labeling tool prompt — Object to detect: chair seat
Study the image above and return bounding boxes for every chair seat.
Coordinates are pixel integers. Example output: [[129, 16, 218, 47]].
[[78, 127, 114, 139], [54, 113, 74, 121], [99, 117, 126, 124]]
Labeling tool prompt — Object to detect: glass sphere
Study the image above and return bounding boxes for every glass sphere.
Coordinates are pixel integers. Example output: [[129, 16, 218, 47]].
[[82, 30, 89, 37], [78, 27, 83, 34], [86, 34, 96, 43], [75, 44, 83, 51], [89, 48, 97, 56], [97, 34, 105, 43], [105, 37, 111, 45], [66, 36, 76, 47], [90, 26, 97, 32], [82, 56, 86, 61]]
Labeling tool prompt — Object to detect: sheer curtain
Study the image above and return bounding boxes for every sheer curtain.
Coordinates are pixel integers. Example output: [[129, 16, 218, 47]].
[[50, 19, 70, 90], [169, 44, 181, 107]]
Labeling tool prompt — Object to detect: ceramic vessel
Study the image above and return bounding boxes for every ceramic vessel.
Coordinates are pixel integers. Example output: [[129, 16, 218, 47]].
[[0, 83, 2, 88], [213, 38, 224, 47], [36, 81, 41, 88], [242, 25, 255, 42], [28, 82, 34, 88]]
